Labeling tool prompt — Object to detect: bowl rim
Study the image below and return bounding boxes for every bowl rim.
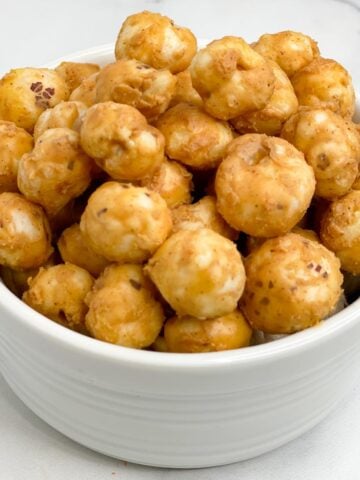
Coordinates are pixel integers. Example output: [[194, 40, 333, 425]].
[[0, 43, 359, 371]]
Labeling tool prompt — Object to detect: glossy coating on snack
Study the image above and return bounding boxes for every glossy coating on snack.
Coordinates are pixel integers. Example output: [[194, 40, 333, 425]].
[[69, 73, 98, 107], [190, 36, 275, 120], [0, 121, 33, 193], [55, 62, 100, 92], [215, 134, 315, 237], [171, 195, 238, 240], [115, 11, 197, 74], [85, 264, 164, 348], [23, 263, 94, 332], [0, 68, 70, 132], [18, 128, 92, 216], [145, 228, 246, 319], [281, 108, 360, 199], [58, 223, 109, 277], [140, 158, 193, 208], [96, 59, 176, 121], [320, 191, 360, 274], [0, 192, 52, 270], [169, 70, 203, 108], [80, 182, 172, 263], [156, 103, 234, 169], [231, 60, 298, 135], [253, 31, 320, 77], [34, 101, 87, 140], [80, 102, 165, 181], [241, 233, 343, 333], [291, 58, 355, 118], [164, 310, 252, 353]]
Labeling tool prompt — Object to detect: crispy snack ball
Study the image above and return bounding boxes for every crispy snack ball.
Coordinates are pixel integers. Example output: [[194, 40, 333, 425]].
[[18, 128, 92, 217], [320, 191, 360, 275], [252, 31, 320, 78], [241, 233, 343, 334], [96, 59, 176, 121], [55, 62, 100, 92], [164, 310, 252, 353], [58, 223, 109, 277], [281, 108, 360, 200], [0, 192, 52, 270], [80, 182, 172, 263], [145, 228, 246, 319], [156, 103, 234, 170], [34, 101, 87, 141], [23, 263, 94, 332], [171, 195, 238, 240], [169, 70, 203, 108], [85, 264, 164, 348], [115, 11, 197, 74], [0, 68, 70, 132], [189, 36, 275, 120], [69, 73, 98, 107], [215, 134, 315, 237], [80, 102, 165, 181], [291, 58, 355, 118], [0, 121, 33, 193], [231, 61, 298, 136], [140, 158, 193, 208]]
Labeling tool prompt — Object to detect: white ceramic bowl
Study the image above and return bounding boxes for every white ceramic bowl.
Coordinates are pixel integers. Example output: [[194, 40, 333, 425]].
[[1, 45, 360, 469]]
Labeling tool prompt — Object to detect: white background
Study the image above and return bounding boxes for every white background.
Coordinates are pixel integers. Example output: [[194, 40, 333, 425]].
[[1, 0, 360, 478]]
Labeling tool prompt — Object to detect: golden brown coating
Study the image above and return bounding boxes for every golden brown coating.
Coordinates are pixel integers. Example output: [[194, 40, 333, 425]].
[[0, 68, 70, 132], [80, 181, 172, 263], [156, 103, 234, 170], [171, 195, 238, 240], [23, 263, 94, 332], [34, 101, 87, 141], [320, 191, 360, 274], [231, 60, 298, 135], [281, 108, 360, 199], [80, 102, 165, 180], [96, 59, 176, 121], [215, 134, 315, 237], [55, 62, 100, 92], [189, 36, 275, 120], [0, 254, 56, 298], [245, 227, 319, 254], [0, 121, 33, 193], [85, 264, 164, 348], [252, 31, 320, 78], [0, 192, 52, 270], [58, 223, 109, 277], [241, 233, 343, 334], [291, 58, 355, 118], [145, 228, 246, 319], [139, 158, 193, 208], [169, 70, 203, 108], [18, 128, 92, 217], [69, 73, 98, 107], [164, 310, 252, 353], [115, 11, 197, 74], [353, 172, 360, 191]]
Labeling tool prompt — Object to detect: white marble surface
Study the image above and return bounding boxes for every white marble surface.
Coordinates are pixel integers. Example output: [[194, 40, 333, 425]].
[[1, 0, 360, 478]]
